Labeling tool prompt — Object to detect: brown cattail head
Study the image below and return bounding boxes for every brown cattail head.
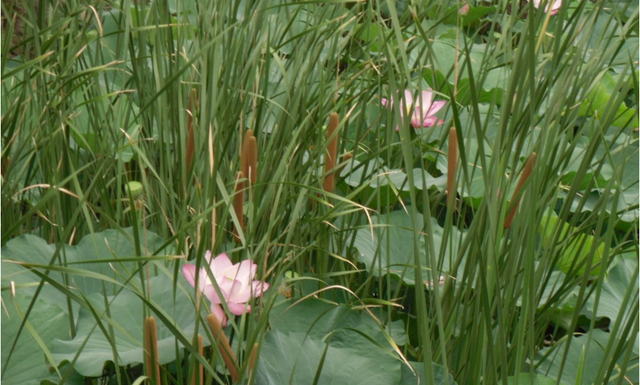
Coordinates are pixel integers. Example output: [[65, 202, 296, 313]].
[[241, 130, 254, 181], [144, 316, 162, 385], [248, 343, 259, 379], [186, 89, 197, 173], [1, 156, 9, 179], [233, 171, 245, 243], [206, 314, 239, 383], [248, 135, 258, 185], [504, 152, 537, 229], [323, 113, 339, 193], [447, 127, 458, 207]]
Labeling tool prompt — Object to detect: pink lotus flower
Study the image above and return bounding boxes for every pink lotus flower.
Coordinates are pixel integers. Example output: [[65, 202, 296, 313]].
[[382, 89, 446, 131], [183, 251, 269, 326], [531, 0, 562, 14], [459, 3, 470, 15]]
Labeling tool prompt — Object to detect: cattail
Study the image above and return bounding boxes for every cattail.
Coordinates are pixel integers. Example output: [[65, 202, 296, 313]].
[[323, 113, 339, 193], [248, 343, 259, 379], [191, 334, 204, 385], [1, 156, 10, 179], [340, 152, 353, 172], [206, 314, 239, 382], [248, 136, 258, 185], [241, 130, 254, 181], [447, 127, 458, 207], [233, 171, 245, 243], [504, 152, 537, 229], [144, 316, 162, 385], [186, 88, 197, 173]]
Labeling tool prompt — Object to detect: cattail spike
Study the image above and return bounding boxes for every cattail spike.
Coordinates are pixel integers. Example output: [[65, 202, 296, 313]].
[[233, 171, 245, 243], [323, 113, 340, 193], [504, 152, 537, 229], [447, 127, 458, 207], [206, 314, 239, 382], [144, 316, 162, 385], [248, 343, 259, 379], [241, 130, 254, 181]]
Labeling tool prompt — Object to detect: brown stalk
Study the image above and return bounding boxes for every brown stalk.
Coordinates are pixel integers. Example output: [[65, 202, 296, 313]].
[[233, 171, 245, 243], [186, 88, 197, 173], [191, 334, 204, 385], [323, 113, 339, 193], [447, 127, 458, 207], [504, 152, 537, 229], [206, 314, 239, 383], [144, 316, 162, 385]]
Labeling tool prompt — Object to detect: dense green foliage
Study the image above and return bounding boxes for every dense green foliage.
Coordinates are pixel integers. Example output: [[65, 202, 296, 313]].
[[1, 0, 638, 384]]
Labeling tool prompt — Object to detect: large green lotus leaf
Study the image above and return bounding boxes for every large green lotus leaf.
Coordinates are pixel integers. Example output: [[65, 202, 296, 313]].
[[582, 257, 639, 326], [257, 298, 424, 385], [1, 293, 78, 385], [51, 274, 209, 377], [539, 211, 603, 276], [535, 329, 638, 384], [2, 228, 168, 300], [340, 159, 447, 206], [353, 210, 463, 285]]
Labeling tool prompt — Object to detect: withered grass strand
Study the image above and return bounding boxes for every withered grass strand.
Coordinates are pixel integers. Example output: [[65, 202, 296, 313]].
[[186, 88, 197, 173], [504, 152, 537, 229], [447, 127, 458, 207], [206, 314, 239, 382], [233, 171, 245, 243], [248, 135, 258, 184], [323, 112, 339, 193], [144, 316, 162, 385], [190, 334, 204, 385]]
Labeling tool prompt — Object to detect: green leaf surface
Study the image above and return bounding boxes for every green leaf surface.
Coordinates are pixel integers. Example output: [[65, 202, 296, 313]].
[[535, 329, 639, 384], [257, 298, 448, 385], [51, 274, 209, 377], [352, 210, 464, 285]]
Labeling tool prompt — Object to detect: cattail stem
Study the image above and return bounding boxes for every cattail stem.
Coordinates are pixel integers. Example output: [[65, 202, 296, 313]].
[[144, 316, 162, 385], [233, 171, 245, 243], [191, 334, 204, 385], [323, 113, 339, 193], [206, 314, 239, 383], [504, 152, 537, 229], [447, 127, 458, 207]]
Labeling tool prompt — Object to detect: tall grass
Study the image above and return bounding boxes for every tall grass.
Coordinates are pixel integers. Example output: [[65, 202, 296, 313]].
[[2, 0, 638, 384]]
